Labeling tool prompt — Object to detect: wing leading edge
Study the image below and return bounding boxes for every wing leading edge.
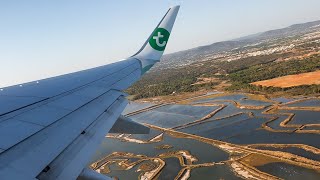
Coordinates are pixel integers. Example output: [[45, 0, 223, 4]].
[[0, 6, 180, 180]]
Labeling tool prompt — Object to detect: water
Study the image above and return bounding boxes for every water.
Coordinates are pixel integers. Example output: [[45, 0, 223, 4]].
[[211, 102, 243, 119], [129, 129, 163, 141], [122, 102, 154, 115], [91, 130, 230, 173], [266, 115, 297, 131], [192, 94, 247, 103], [196, 117, 268, 140], [92, 93, 320, 179], [302, 126, 320, 130], [105, 163, 141, 179], [189, 165, 241, 180], [286, 98, 320, 107], [255, 147, 320, 161], [130, 104, 223, 129], [130, 111, 197, 128], [209, 101, 263, 119], [180, 113, 250, 134], [278, 109, 320, 125], [158, 158, 182, 179], [91, 138, 158, 164], [271, 97, 294, 104], [239, 99, 272, 107], [93, 132, 320, 179], [161, 134, 229, 164], [256, 162, 320, 179], [154, 104, 219, 118], [226, 129, 320, 148]]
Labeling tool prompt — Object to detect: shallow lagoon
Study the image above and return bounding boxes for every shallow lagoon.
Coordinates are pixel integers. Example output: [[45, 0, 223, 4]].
[[266, 115, 297, 131], [278, 109, 320, 125], [256, 146, 320, 161], [196, 117, 269, 140], [130, 104, 221, 128], [209, 101, 265, 119], [239, 99, 272, 107], [256, 162, 320, 179], [154, 104, 219, 118], [91, 131, 230, 165], [129, 129, 163, 141], [131, 111, 197, 128], [93, 93, 320, 179], [157, 158, 182, 179], [302, 126, 320, 130], [286, 98, 320, 107], [226, 129, 320, 148], [105, 163, 141, 179], [90, 134, 230, 179], [161, 134, 229, 164], [181, 113, 250, 134], [122, 102, 154, 115], [189, 165, 241, 180], [192, 94, 247, 104], [271, 97, 294, 104]]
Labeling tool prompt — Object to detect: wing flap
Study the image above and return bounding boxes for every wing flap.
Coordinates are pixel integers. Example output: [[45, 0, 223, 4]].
[[14, 105, 72, 126], [0, 119, 43, 150], [0, 90, 125, 178], [0, 95, 45, 116], [37, 96, 128, 180], [109, 115, 150, 134]]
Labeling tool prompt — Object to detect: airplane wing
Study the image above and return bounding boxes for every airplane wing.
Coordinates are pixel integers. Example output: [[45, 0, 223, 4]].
[[0, 6, 180, 180]]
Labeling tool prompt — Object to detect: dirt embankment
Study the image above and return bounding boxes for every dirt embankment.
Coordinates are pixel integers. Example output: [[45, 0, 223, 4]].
[[251, 70, 320, 88]]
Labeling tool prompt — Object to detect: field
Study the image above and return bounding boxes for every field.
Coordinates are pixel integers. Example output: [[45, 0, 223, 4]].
[[251, 70, 320, 88], [125, 19, 320, 100]]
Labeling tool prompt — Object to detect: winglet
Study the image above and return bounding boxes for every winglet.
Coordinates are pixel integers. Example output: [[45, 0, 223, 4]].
[[132, 6, 180, 74]]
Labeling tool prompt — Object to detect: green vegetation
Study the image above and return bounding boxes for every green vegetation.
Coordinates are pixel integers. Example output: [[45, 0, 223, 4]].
[[227, 55, 320, 95], [127, 54, 277, 99], [228, 55, 320, 84], [127, 68, 200, 100], [127, 53, 320, 100]]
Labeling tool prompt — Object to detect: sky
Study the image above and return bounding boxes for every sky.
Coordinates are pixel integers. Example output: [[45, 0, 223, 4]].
[[1, 0, 320, 87]]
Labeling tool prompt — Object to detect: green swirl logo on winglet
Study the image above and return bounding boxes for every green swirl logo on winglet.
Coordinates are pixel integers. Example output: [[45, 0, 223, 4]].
[[149, 28, 170, 51]]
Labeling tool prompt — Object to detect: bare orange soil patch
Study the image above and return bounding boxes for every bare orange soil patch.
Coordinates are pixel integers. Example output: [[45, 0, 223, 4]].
[[251, 70, 320, 88]]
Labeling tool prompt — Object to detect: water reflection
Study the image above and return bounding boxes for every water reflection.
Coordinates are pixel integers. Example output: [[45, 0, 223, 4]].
[[92, 93, 320, 179]]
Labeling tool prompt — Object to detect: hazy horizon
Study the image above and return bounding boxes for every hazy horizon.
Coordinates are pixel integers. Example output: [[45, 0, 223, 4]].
[[166, 18, 320, 54]]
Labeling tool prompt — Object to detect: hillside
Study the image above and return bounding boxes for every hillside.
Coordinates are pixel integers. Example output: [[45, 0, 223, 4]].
[[127, 20, 320, 100], [154, 20, 320, 71]]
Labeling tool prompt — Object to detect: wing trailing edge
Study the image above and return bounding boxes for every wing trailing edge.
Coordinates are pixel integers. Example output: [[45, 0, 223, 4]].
[[109, 115, 150, 134]]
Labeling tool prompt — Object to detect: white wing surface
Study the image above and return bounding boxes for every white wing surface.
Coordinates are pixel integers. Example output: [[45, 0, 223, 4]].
[[0, 6, 179, 180]]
